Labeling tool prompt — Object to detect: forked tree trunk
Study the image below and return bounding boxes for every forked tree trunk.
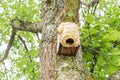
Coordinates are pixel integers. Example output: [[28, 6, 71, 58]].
[[40, 0, 93, 80]]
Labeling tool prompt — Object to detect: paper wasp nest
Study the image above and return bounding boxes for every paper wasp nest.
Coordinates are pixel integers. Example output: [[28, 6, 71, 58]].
[[57, 22, 80, 47]]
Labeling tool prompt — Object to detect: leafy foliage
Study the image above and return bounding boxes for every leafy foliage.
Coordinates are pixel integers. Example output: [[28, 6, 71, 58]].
[[81, 0, 120, 80], [0, 0, 41, 80], [0, 0, 120, 80]]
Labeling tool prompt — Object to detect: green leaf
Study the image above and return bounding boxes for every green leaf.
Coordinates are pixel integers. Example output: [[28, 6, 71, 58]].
[[86, 14, 94, 24]]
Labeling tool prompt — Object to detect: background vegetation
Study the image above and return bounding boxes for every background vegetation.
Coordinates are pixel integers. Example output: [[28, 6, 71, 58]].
[[0, 0, 120, 80]]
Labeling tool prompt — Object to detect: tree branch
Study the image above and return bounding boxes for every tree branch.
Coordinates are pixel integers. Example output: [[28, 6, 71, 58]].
[[17, 35, 32, 62], [0, 27, 17, 62], [10, 18, 42, 33], [35, 33, 40, 40], [17, 35, 28, 51], [3, 62, 8, 80]]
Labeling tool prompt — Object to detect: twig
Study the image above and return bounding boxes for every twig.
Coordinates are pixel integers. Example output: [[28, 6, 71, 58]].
[[17, 35, 28, 51], [0, 28, 17, 62], [3, 62, 8, 80], [81, 0, 100, 14], [81, 0, 100, 7], [17, 35, 32, 62], [35, 33, 40, 40], [92, 0, 100, 14], [17, 35, 35, 76]]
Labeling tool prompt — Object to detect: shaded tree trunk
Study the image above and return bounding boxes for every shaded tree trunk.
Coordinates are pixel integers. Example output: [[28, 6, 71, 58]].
[[40, 0, 93, 80]]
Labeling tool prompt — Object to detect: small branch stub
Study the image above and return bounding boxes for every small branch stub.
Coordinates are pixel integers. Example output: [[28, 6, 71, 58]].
[[57, 22, 80, 56]]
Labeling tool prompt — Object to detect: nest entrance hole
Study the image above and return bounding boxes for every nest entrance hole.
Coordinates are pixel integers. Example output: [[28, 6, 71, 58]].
[[66, 38, 74, 45]]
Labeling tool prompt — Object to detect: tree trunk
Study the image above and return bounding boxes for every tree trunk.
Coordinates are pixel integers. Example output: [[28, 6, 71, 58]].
[[107, 69, 120, 80], [40, 0, 93, 80]]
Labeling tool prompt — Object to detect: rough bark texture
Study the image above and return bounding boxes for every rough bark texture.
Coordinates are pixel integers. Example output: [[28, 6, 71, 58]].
[[10, 18, 42, 33], [40, 1, 63, 79], [40, 0, 93, 80], [107, 70, 120, 80]]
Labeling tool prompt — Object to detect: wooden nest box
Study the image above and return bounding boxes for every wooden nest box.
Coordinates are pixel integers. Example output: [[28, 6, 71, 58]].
[[57, 22, 80, 56]]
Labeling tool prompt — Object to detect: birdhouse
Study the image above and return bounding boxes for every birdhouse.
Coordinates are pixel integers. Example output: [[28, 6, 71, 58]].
[[57, 22, 80, 56]]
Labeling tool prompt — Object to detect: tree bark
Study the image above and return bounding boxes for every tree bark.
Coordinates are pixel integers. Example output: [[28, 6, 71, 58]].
[[10, 19, 42, 33], [107, 70, 120, 80], [40, 0, 93, 80]]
